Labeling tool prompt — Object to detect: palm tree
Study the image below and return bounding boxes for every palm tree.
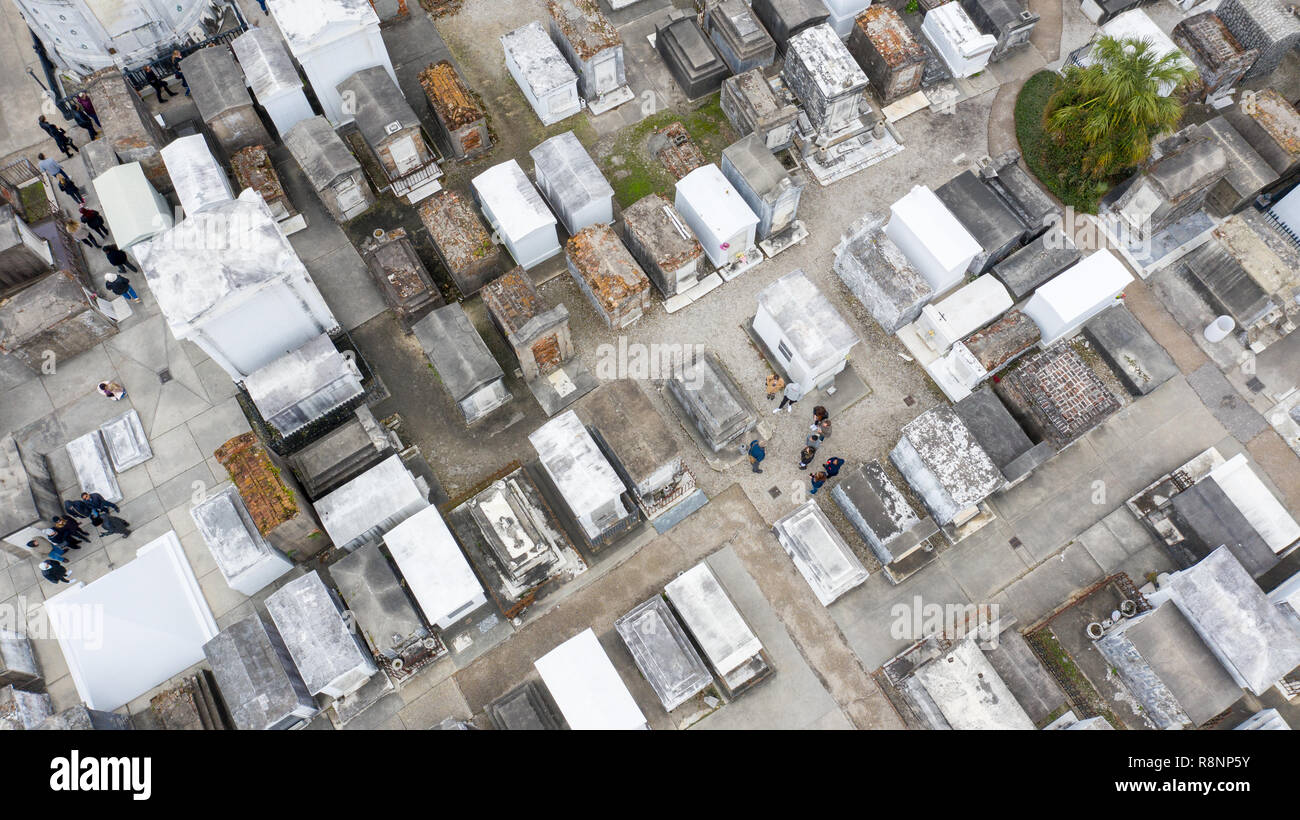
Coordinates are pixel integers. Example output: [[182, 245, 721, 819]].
[[1044, 36, 1196, 180]]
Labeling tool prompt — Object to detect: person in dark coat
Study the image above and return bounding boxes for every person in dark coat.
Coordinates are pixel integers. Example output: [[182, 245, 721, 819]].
[[142, 65, 178, 102], [71, 106, 97, 139], [55, 515, 89, 540], [37, 116, 77, 157], [57, 175, 85, 205], [74, 91, 100, 127], [44, 526, 81, 551], [52, 517, 87, 546], [105, 272, 142, 303], [170, 50, 190, 96], [80, 491, 120, 515], [822, 457, 845, 478], [92, 513, 131, 538], [103, 244, 138, 272], [746, 439, 766, 474], [808, 471, 828, 495], [798, 445, 817, 471], [79, 205, 109, 238], [64, 498, 94, 519], [39, 560, 75, 585]]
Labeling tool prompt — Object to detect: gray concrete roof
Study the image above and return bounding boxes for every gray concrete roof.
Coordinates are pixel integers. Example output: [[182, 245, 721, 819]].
[[202, 613, 316, 731], [580, 380, 678, 484], [181, 47, 255, 121], [1105, 602, 1242, 727], [284, 116, 363, 189], [1163, 546, 1300, 695], [336, 66, 421, 150], [615, 595, 713, 711], [411, 303, 504, 401], [756, 269, 859, 368]]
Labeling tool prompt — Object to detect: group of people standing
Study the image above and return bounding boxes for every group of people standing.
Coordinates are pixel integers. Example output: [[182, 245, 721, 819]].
[[36, 97, 146, 306], [31, 493, 133, 585], [747, 377, 847, 497]]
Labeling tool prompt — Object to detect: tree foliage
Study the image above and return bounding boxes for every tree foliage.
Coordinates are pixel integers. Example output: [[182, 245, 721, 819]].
[[1044, 36, 1195, 180]]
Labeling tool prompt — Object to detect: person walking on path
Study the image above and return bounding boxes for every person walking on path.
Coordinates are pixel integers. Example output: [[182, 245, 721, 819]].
[[37, 117, 77, 157], [58, 175, 85, 205], [170, 50, 191, 96], [97, 381, 127, 401], [142, 65, 178, 102], [81, 491, 120, 515], [774, 380, 804, 414], [808, 471, 828, 495], [71, 106, 97, 139], [798, 445, 818, 471], [105, 272, 142, 304], [39, 560, 75, 585], [37, 153, 71, 183], [822, 456, 845, 478], [66, 219, 99, 248], [805, 432, 823, 452], [746, 439, 766, 473], [103, 244, 138, 273], [79, 206, 109, 238], [74, 92, 100, 127], [92, 512, 131, 538], [765, 373, 785, 402]]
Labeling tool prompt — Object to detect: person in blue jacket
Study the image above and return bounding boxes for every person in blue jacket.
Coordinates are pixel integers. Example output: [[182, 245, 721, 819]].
[[746, 439, 766, 473], [808, 471, 828, 495]]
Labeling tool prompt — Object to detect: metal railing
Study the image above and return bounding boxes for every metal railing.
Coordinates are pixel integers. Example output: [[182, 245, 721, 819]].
[[52, 2, 248, 110]]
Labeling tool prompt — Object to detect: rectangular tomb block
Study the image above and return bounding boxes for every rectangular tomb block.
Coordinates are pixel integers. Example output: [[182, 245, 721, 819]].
[[664, 561, 773, 697], [616, 595, 713, 711], [656, 15, 732, 100], [620, 194, 704, 298], [481, 267, 573, 380], [420, 190, 502, 296], [847, 6, 928, 105], [359, 229, 443, 331], [707, 0, 778, 74], [832, 461, 940, 584], [667, 350, 758, 452], [993, 345, 1121, 450], [566, 224, 652, 330], [98, 409, 151, 472], [772, 499, 870, 605], [720, 69, 800, 152], [501, 21, 582, 126], [264, 570, 377, 699], [834, 214, 934, 334], [191, 486, 294, 597], [203, 612, 317, 730], [420, 60, 491, 161], [412, 302, 512, 424], [1082, 305, 1179, 396]]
